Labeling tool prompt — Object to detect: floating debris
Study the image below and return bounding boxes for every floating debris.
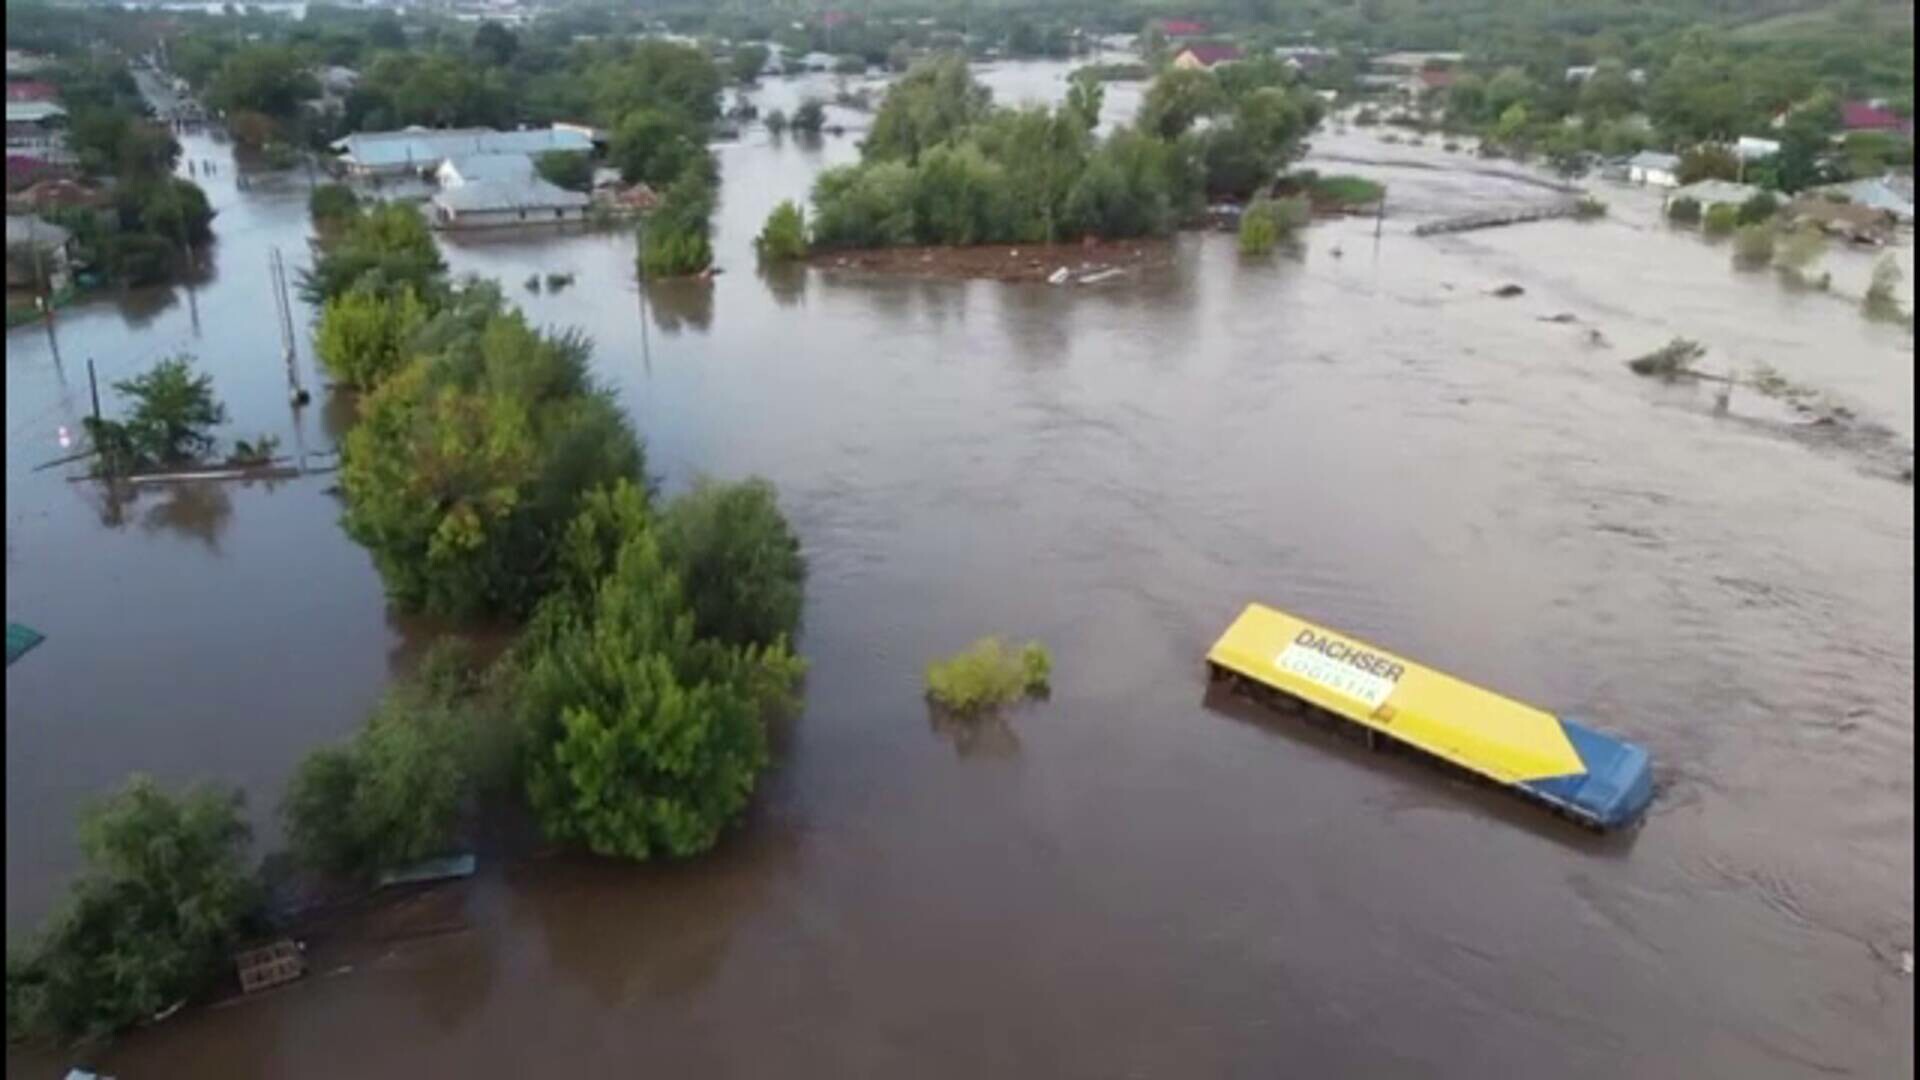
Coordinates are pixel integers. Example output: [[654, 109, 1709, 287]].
[[1539, 312, 1578, 324], [235, 939, 305, 994], [377, 852, 477, 889], [1627, 338, 1708, 380], [1492, 283, 1525, 298]]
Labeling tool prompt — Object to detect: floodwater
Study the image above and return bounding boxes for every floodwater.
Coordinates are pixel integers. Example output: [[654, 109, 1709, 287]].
[[6, 61, 1913, 1078]]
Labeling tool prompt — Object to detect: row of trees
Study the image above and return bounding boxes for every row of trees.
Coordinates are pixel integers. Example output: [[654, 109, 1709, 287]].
[[787, 54, 1323, 254]]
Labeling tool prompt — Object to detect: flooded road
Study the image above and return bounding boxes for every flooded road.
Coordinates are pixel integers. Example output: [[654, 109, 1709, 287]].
[[6, 61, 1912, 1078]]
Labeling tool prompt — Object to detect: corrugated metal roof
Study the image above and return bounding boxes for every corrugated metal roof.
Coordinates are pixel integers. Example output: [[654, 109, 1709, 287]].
[[432, 177, 588, 213], [6, 101, 66, 123], [439, 152, 537, 185], [334, 126, 592, 169]]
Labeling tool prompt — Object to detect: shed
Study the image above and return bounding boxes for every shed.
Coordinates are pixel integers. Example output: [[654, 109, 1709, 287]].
[[1668, 179, 1762, 210], [1626, 150, 1680, 188]]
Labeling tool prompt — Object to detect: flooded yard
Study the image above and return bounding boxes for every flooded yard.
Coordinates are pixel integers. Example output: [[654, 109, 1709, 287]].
[[5, 61, 1912, 1079]]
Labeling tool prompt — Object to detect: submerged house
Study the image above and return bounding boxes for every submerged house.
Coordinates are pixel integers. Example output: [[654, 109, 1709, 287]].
[[1172, 43, 1243, 70], [331, 125, 593, 178], [1626, 150, 1680, 188], [431, 178, 589, 229]]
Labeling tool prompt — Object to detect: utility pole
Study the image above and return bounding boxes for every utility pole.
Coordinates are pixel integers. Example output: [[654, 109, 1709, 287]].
[[269, 247, 308, 405]]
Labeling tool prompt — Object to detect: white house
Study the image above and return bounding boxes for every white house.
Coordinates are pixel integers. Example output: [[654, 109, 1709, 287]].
[[1626, 150, 1680, 188], [430, 177, 589, 230], [1735, 135, 1780, 161]]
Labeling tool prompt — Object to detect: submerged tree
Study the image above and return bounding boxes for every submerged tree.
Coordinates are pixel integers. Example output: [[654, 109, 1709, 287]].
[[518, 482, 804, 860], [7, 778, 257, 1043]]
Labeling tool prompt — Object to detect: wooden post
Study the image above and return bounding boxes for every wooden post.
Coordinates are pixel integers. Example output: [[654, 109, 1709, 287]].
[[87, 358, 102, 428]]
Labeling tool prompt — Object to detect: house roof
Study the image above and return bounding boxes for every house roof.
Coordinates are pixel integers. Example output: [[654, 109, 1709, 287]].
[[1841, 101, 1902, 131], [1670, 179, 1761, 207], [1627, 150, 1680, 171], [6, 213, 71, 248], [6, 101, 67, 124], [1178, 43, 1243, 66], [332, 126, 593, 170], [1817, 177, 1915, 221], [431, 176, 588, 214], [439, 152, 537, 184], [6, 81, 58, 103], [1161, 19, 1208, 36], [1418, 67, 1456, 89]]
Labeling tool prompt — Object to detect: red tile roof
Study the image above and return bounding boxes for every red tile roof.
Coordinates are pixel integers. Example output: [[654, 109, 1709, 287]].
[[1161, 20, 1208, 36], [1178, 43, 1243, 66], [1841, 101, 1903, 131], [6, 81, 58, 103], [1419, 68, 1456, 89]]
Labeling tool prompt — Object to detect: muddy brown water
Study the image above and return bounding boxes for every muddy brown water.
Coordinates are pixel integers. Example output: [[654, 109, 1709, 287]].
[[6, 62, 1912, 1078]]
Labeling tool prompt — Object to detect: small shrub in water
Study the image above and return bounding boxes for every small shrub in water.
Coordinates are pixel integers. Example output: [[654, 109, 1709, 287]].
[[1865, 255, 1905, 322], [926, 638, 1052, 715], [1573, 196, 1608, 220], [1732, 224, 1775, 268], [1667, 196, 1702, 225], [1702, 203, 1738, 237], [1736, 191, 1778, 225]]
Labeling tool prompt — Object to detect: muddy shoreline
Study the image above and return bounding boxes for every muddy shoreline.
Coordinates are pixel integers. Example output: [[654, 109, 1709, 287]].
[[807, 237, 1173, 282]]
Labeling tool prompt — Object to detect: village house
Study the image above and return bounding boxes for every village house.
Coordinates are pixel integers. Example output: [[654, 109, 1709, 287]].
[[1158, 20, 1209, 39], [1840, 101, 1908, 135], [1784, 194, 1900, 245], [5, 102, 67, 158], [1626, 150, 1680, 188], [1735, 135, 1780, 161], [5, 212, 74, 291], [1816, 175, 1915, 224], [330, 125, 594, 177], [429, 177, 589, 230], [1667, 179, 1762, 212], [5, 81, 58, 104], [1172, 44, 1243, 71]]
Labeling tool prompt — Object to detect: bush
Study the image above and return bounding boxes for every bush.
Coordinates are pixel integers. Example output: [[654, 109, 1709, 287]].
[[340, 297, 643, 618], [1238, 198, 1280, 255], [535, 150, 594, 193], [764, 108, 788, 134], [1737, 191, 1779, 225], [639, 166, 715, 278], [309, 183, 360, 225], [791, 98, 827, 134], [518, 482, 804, 860], [1306, 173, 1385, 209], [1732, 224, 1775, 267], [755, 200, 809, 262], [925, 637, 1052, 714], [1574, 195, 1609, 220], [657, 477, 806, 649], [6, 777, 257, 1043], [1702, 203, 1738, 237], [1666, 196, 1702, 225], [1864, 255, 1905, 321], [1774, 223, 1827, 273], [1677, 144, 1740, 185], [315, 287, 429, 391], [1627, 337, 1706, 379], [282, 670, 469, 880]]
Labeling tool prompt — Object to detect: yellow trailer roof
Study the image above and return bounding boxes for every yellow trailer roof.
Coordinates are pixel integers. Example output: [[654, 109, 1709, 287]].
[[1207, 603, 1585, 784]]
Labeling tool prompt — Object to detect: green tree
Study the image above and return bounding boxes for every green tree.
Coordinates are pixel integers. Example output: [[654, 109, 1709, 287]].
[[535, 150, 594, 193], [208, 45, 319, 119], [67, 107, 179, 181], [809, 160, 918, 248], [340, 304, 643, 617], [6, 778, 257, 1043], [518, 482, 803, 860], [1737, 191, 1779, 225], [925, 637, 1051, 714], [1492, 103, 1531, 148], [1667, 195, 1703, 225], [1139, 67, 1224, 139], [300, 202, 447, 304], [1484, 67, 1538, 123], [610, 109, 703, 187], [1678, 144, 1741, 185], [791, 98, 827, 133], [309, 182, 361, 225], [1703, 202, 1738, 236], [471, 21, 518, 67], [1578, 62, 1638, 121], [315, 287, 430, 391], [866, 53, 992, 162], [657, 478, 806, 649], [88, 355, 227, 470], [639, 166, 716, 277], [283, 681, 468, 879], [755, 199, 809, 262], [732, 43, 770, 83]]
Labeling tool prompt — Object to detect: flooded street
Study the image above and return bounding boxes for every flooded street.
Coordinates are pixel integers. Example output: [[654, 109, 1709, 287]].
[[6, 61, 1912, 1078]]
